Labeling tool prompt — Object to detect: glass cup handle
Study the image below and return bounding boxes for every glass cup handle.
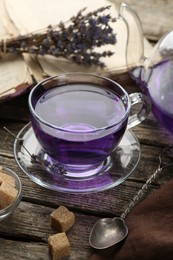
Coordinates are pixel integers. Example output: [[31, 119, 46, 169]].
[[127, 92, 151, 129]]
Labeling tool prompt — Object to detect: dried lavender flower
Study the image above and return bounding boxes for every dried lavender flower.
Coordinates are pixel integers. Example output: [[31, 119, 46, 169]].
[[0, 6, 117, 67]]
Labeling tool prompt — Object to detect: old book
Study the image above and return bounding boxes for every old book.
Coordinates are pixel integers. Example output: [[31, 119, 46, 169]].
[[0, 0, 33, 101], [0, 0, 152, 101]]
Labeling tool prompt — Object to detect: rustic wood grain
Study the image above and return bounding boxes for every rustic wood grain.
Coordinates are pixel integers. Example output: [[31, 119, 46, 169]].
[[0, 37, 173, 260]]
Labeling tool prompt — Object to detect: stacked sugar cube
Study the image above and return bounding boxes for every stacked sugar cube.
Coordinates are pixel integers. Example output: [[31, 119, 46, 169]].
[[0, 167, 18, 209], [48, 206, 75, 260]]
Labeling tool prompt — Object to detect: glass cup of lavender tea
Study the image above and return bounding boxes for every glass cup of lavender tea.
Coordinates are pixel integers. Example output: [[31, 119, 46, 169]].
[[28, 73, 150, 178]]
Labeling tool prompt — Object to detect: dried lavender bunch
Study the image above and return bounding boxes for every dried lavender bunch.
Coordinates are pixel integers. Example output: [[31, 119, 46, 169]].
[[0, 6, 116, 67]]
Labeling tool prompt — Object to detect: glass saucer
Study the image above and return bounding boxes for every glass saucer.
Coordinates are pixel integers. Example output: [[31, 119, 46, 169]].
[[14, 123, 141, 194]]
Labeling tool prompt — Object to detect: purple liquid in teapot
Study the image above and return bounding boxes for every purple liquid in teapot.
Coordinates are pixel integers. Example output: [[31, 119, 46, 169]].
[[31, 83, 128, 167], [131, 59, 173, 133]]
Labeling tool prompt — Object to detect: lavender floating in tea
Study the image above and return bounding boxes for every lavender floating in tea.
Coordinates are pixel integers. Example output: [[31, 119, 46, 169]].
[[0, 6, 117, 67]]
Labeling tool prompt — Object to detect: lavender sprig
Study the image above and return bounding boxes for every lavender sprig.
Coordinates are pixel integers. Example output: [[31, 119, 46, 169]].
[[0, 6, 117, 67]]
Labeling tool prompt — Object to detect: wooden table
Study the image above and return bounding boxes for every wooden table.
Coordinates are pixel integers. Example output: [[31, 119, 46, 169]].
[[0, 73, 173, 260], [0, 1, 173, 257]]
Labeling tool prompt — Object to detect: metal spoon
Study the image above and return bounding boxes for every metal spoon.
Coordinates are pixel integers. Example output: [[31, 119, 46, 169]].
[[89, 148, 170, 250]]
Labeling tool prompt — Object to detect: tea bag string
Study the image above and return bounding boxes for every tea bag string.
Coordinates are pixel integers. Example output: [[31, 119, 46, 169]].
[[121, 146, 173, 219]]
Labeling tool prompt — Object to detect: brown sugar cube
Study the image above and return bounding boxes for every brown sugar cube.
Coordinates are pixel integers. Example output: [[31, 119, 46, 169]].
[[0, 181, 18, 209], [0, 171, 16, 187], [50, 206, 75, 232], [48, 232, 70, 260]]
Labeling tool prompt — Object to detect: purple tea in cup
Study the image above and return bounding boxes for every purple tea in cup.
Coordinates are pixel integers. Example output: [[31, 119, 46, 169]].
[[29, 73, 150, 177]]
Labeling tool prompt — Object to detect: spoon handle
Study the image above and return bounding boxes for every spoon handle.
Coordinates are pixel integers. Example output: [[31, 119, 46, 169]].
[[120, 167, 162, 219]]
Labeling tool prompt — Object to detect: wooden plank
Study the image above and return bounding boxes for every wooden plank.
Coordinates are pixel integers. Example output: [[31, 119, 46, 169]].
[[0, 142, 171, 218], [0, 201, 95, 260], [0, 74, 172, 259], [0, 239, 51, 260], [0, 237, 91, 260]]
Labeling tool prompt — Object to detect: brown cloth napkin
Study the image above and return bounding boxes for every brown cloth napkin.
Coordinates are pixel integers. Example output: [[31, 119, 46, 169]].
[[89, 178, 173, 260]]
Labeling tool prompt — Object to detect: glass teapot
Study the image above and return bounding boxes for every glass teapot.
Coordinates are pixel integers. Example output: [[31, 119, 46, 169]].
[[119, 3, 173, 134]]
